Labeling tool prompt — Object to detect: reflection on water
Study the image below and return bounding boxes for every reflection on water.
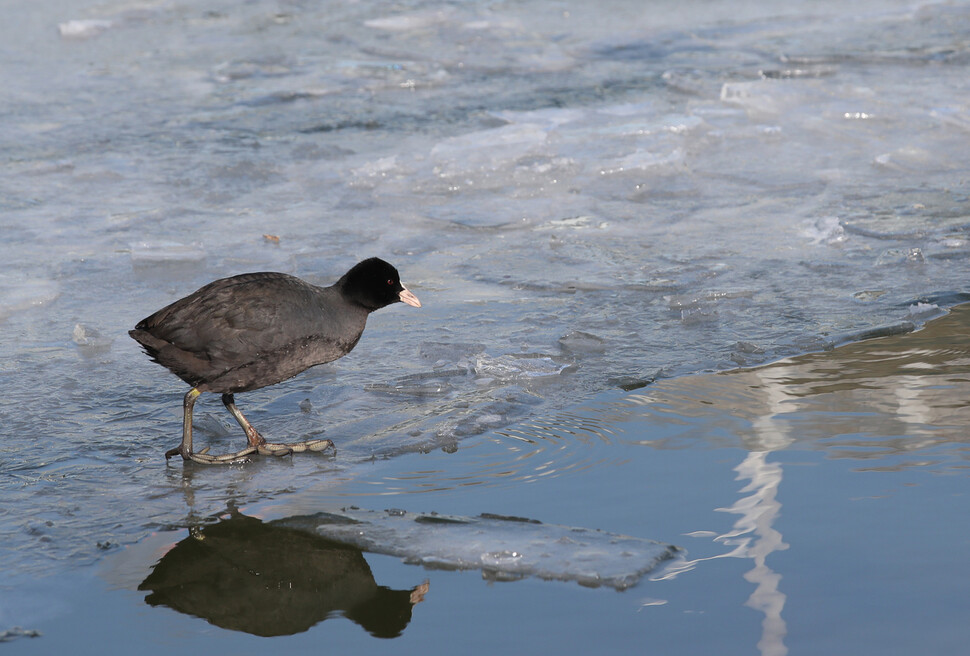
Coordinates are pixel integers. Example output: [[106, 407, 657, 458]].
[[139, 508, 428, 638], [656, 451, 789, 656], [625, 303, 970, 467], [725, 453, 788, 656], [638, 305, 970, 656]]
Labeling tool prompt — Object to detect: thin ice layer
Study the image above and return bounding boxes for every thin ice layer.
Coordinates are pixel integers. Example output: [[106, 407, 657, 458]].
[[278, 508, 681, 590]]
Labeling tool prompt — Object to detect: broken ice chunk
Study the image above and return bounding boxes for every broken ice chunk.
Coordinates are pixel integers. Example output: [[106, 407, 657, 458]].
[[474, 354, 569, 381], [802, 216, 846, 245], [730, 340, 767, 366], [0, 626, 41, 642], [875, 247, 925, 266], [72, 323, 113, 356], [661, 69, 712, 96], [418, 341, 486, 362], [289, 508, 680, 590], [873, 147, 936, 172], [906, 302, 943, 319], [680, 307, 718, 325], [720, 81, 800, 116], [558, 331, 607, 354], [853, 290, 887, 302], [195, 414, 232, 437]]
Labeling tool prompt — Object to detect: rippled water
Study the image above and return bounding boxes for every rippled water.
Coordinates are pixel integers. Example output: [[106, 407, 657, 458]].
[[1, 0, 969, 652]]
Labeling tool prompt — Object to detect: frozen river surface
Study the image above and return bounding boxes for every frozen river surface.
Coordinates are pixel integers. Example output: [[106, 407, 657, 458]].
[[1, 0, 970, 642]]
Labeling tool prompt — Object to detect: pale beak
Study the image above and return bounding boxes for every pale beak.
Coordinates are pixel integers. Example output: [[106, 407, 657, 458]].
[[399, 286, 421, 308]]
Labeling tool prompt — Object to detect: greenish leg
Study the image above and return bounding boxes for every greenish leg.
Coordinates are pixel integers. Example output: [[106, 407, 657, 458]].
[[222, 393, 337, 458], [165, 387, 202, 461], [163, 389, 335, 465], [165, 388, 257, 465], [222, 393, 264, 447]]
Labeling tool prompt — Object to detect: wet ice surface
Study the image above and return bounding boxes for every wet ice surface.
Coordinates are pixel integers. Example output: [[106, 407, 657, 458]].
[[2, 0, 970, 583], [279, 508, 679, 590]]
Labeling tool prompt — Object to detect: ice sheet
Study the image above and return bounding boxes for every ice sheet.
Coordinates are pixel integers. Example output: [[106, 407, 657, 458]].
[[2, 0, 970, 579], [279, 508, 680, 590]]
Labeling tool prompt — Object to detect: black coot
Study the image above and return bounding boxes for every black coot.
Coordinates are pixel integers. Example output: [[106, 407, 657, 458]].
[[130, 257, 421, 464]]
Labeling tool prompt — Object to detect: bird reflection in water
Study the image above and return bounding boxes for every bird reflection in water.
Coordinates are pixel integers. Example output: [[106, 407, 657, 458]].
[[138, 510, 429, 638]]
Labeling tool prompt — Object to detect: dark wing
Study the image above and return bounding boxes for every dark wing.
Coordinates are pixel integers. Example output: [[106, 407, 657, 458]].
[[131, 272, 370, 391], [132, 273, 318, 368]]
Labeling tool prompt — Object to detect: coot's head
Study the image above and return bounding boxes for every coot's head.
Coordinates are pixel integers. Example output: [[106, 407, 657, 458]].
[[339, 258, 421, 311]]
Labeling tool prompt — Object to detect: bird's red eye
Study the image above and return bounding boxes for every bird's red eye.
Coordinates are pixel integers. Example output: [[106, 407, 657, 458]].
[[387, 279, 394, 285]]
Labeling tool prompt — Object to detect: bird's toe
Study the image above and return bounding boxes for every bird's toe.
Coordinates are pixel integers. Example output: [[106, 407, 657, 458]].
[[257, 443, 294, 457]]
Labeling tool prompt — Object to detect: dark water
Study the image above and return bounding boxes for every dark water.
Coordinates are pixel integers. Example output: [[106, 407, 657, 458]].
[[5, 305, 969, 655]]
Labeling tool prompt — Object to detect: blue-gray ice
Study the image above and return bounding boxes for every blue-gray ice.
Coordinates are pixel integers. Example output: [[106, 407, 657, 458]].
[[279, 508, 681, 590]]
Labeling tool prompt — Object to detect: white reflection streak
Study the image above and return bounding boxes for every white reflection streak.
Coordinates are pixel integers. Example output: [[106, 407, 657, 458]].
[[723, 366, 796, 656], [893, 372, 933, 432], [654, 451, 789, 656], [723, 365, 796, 656], [720, 451, 789, 656], [656, 367, 794, 655]]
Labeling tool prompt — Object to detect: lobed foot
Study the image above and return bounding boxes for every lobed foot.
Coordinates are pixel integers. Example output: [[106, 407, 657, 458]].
[[168, 391, 336, 465], [257, 438, 336, 457], [189, 446, 258, 465], [165, 440, 334, 465], [165, 444, 257, 465]]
